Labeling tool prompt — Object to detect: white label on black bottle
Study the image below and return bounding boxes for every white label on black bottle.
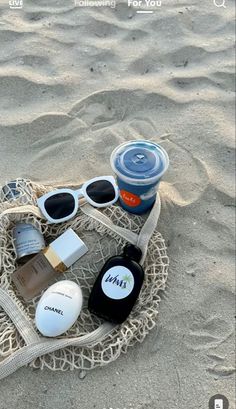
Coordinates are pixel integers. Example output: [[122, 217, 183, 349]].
[[101, 266, 134, 300]]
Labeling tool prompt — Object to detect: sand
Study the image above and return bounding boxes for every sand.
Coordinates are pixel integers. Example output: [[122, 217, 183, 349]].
[[0, 0, 235, 408]]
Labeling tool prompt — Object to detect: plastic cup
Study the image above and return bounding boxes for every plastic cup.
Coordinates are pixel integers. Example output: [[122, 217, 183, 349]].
[[110, 140, 169, 214]]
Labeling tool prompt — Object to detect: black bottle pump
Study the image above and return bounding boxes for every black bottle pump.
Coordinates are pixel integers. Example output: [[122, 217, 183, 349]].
[[88, 244, 144, 324]]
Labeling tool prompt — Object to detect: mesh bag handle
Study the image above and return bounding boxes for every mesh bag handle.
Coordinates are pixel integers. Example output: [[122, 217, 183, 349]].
[[80, 193, 161, 265], [0, 194, 161, 379]]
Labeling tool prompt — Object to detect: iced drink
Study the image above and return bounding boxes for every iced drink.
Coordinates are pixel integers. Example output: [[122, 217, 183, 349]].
[[110, 140, 169, 214]]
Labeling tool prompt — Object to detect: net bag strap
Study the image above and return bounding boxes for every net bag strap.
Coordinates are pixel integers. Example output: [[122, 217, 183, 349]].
[[80, 193, 161, 265], [80, 204, 139, 244], [0, 205, 43, 219], [0, 319, 115, 380], [0, 289, 40, 345], [137, 193, 161, 264]]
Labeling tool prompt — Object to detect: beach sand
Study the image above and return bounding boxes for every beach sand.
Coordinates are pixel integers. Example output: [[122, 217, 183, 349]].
[[0, 0, 235, 408]]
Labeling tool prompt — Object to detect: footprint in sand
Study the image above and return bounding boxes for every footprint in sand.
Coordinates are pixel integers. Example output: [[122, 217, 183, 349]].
[[207, 364, 235, 378], [68, 90, 127, 130], [185, 314, 234, 352], [69, 89, 177, 130], [159, 139, 209, 207], [206, 353, 235, 379]]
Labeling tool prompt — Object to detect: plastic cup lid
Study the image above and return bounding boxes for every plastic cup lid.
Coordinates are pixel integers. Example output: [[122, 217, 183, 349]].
[[110, 140, 169, 185]]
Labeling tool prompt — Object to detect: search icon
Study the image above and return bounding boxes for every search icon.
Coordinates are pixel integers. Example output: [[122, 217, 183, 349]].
[[213, 0, 226, 7]]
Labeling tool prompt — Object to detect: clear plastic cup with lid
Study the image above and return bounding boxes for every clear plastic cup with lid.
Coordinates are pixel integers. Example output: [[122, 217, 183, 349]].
[[110, 140, 169, 214]]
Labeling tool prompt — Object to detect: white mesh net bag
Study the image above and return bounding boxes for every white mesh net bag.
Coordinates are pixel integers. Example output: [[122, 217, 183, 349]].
[[0, 178, 169, 379]]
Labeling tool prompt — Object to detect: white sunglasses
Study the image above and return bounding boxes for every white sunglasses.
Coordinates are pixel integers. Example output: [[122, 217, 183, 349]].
[[37, 176, 119, 224]]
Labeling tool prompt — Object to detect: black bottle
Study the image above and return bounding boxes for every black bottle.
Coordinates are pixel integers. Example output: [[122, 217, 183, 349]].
[[88, 244, 144, 324]]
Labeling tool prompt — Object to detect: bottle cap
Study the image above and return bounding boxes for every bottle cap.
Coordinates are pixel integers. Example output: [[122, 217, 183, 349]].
[[49, 229, 88, 268], [123, 244, 142, 263]]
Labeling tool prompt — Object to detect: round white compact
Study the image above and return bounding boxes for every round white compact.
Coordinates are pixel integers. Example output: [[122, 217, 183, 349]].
[[35, 280, 83, 337]]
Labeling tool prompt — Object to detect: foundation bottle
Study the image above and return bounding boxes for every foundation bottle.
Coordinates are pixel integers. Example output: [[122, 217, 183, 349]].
[[12, 228, 88, 300]]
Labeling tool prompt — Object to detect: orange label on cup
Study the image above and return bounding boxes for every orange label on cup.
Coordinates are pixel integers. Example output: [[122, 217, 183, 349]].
[[120, 190, 141, 207]]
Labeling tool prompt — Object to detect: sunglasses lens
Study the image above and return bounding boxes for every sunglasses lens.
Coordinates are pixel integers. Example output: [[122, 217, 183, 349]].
[[86, 180, 116, 204], [44, 193, 75, 220]]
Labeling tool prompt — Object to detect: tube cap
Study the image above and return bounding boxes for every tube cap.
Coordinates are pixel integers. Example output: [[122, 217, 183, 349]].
[[50, 228, 88, 268]]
